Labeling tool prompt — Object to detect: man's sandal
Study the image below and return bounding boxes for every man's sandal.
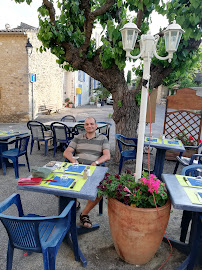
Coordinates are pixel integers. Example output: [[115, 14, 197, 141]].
[[80, 214, 92, 228]]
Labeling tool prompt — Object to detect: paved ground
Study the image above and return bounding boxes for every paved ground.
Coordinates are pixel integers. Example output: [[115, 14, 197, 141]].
[[0, 104, 200, 270]]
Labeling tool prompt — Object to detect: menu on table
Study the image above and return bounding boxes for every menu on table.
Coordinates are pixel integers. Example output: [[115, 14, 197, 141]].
[[144, 137, 162, 144], [54, 162, 96, 176]]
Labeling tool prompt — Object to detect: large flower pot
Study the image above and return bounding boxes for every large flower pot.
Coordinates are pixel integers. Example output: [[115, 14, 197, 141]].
[[108, 198, 171, 265]]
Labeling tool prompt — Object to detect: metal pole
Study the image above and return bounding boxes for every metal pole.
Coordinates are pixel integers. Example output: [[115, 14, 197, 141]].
[[135, 57, 151, 181], [32, 82, 34, 120]]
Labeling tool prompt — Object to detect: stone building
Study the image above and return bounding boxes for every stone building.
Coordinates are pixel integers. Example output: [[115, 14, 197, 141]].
[[0, 23, 64, 122], [0, 22, 99, 123]]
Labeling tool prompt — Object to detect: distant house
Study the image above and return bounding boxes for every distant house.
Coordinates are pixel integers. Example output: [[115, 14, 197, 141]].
[[0, 22, 100, 123]]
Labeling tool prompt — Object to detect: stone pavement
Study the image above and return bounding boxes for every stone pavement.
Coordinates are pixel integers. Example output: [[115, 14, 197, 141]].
[[0, 104, 200, 270]]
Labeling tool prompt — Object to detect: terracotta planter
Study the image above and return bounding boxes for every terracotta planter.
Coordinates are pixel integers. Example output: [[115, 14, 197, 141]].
[[108, 198, 171, 265], [165, 148, 197, 161]]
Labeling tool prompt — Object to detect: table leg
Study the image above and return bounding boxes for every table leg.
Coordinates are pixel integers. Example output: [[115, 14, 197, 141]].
[[164, 212, 202, 269], [153, 149, 165, 180], [59, 196, 100, 267]]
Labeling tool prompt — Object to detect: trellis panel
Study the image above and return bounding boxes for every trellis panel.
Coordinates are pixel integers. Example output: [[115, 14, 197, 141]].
[[163, 88, 202, 145]]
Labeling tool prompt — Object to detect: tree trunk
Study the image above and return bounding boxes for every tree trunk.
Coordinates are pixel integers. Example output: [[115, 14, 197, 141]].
[[112, 86, 139, 162]]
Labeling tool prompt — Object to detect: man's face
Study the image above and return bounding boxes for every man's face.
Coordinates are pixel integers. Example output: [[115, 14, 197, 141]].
[[84, 118, 97, 133]]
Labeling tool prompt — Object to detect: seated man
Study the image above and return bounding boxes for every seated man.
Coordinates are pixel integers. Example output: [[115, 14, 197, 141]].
[[63, 117, 110, 228]]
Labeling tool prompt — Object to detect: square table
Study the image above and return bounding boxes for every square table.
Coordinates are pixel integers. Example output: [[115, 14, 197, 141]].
[[162, 173, 202, 269], [144, 138, 185, 180], [17, 162, 108, 267]]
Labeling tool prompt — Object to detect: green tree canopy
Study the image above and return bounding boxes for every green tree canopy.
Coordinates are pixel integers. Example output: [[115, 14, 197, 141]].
[[15, 0, 202, 144]]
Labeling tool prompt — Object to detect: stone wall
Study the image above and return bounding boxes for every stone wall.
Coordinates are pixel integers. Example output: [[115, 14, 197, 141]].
[[27, 31, 63, 118], [0, 33, 29, 122], [0, 30, 64, 123]]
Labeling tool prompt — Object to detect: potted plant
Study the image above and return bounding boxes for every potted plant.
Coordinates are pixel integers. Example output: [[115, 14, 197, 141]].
[[89, 96, 95, 105], [68, 101, 73, 108], [97, 171, 171, 265]]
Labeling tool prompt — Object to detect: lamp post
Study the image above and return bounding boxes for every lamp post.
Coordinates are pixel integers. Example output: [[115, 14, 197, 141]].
[[120, 21, 184, 181], [25, 38, 34, 119], [25, 38, 33, 57]]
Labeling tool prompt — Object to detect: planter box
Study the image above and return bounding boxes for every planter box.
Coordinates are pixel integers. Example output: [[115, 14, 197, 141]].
[[97, 103, 101, 108], [90, 102, 95, 105], [165, 148, 197, 161]]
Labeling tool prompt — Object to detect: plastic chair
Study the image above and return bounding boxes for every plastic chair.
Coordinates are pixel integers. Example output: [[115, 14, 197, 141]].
[[73, 124, 85, 135], [0, 193, 80, 270], [61, 115, 76, 122], [27, 121, 53, 156], [115, 134, 137, 174], [173, 143, 202, 174], [50, 122, 73, 157], [180, 165, 202, 243], [97, 121, 112, 140], [0, 135, 30, 178]]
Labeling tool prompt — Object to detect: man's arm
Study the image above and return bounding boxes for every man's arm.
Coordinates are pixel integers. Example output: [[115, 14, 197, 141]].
[[91, 149, 110, 166], [63, 146, 78, 163]]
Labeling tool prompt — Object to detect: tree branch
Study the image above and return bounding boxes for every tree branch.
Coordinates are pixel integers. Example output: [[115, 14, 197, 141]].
[[43, 0, 56, 24], [80, 0, 114, 54]]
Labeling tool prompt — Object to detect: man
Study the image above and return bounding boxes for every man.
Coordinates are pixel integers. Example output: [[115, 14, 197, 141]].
[[63, 117, 110, 228]]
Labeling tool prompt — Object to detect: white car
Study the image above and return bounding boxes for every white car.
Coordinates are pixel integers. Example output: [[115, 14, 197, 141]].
[[106, 95, 113, 105]]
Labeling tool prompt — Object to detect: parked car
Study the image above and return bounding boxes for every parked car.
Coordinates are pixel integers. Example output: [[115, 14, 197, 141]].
[[106, 95, 113, 105]]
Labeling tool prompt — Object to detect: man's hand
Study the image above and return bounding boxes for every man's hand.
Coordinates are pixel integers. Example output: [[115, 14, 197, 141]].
[[91, 162, 97, 166]]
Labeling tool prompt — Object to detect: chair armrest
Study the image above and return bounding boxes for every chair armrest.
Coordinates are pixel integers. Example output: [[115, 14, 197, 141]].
[[58, 200, 75, 218], [190, 154, 202, 164], [0, 193, 24, 217]]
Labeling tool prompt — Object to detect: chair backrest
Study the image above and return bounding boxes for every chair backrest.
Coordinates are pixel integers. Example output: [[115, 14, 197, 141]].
[[27, 121, 46, 140], [97, 121, 112, 140], [181, 165, 202, 177], [115, 134, 137, 153], [61, 115, 76, 122], [74, 124, 85, 135], [17, 135, 30, 155], [50, 122, 72, 142]]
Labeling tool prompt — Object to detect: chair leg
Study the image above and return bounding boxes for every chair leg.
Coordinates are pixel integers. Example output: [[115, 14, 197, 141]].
[[45, 141, 48, 156], [173, 160, 180, 174], [37, 141, 40, 150], [180, 210, 193, 242], [47, 248, 56, 270], [1, 157, 7, 175], [53, 141, 57, 157], [13, 158, 19, 179], [119, 157, 123, 175], [6, 241, 14, 270], [25, 153, 30, 172], [99, 197, 103, 216], [70, 203, 80, 262], [42, 249, 50, 270], [30, 140, 34, 155]]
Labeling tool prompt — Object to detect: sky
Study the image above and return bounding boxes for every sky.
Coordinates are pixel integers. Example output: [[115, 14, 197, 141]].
[[0, 0, 168, 77]]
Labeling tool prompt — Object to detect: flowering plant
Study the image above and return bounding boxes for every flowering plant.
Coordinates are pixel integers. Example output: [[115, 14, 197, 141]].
[[97, 171, 168, 208], [175, 131, 200, 146]]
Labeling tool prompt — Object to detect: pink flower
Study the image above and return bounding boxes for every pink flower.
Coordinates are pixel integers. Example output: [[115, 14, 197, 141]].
[[124, 186, 131, 193], [140, 177, 147, 184]]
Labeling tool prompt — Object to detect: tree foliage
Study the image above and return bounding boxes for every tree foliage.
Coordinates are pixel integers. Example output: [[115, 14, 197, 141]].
[[15, 0, 202, 140]]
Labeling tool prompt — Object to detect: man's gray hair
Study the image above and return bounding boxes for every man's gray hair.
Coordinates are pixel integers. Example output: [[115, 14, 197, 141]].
[[85, 117, 96, 123]]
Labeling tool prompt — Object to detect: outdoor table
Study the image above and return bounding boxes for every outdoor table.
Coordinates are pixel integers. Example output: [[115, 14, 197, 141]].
[[0, 131, 28, 168], [162, 173, 202, 269], [17, 162, 108, 267], [43, 121, 107, 130], [144, 138, 185, 180]]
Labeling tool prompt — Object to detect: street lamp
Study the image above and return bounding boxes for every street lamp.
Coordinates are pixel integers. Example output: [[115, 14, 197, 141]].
[[120, 20, 184, 181], [25, 38, 33, 57]]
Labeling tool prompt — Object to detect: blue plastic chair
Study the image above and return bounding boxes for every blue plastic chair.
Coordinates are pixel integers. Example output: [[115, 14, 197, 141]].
[[27, 121, 53, 156], [97, 121, 112, 140], [173, 143, 202, 174], [61, 115, 76, 122], [0, 135, 30, 178], [0, 193, 80, 270], [50, 122, 73, 157], [115, 134, 138, 174], [180, 165, 202, 243]]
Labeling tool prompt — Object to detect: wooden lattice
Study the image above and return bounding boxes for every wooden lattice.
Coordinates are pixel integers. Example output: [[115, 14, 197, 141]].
[[163, 88, 202, 146], [163, 110, 202, 144]]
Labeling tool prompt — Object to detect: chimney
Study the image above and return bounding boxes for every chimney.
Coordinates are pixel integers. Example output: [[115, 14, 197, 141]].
[[5, 24, 10, 30]]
